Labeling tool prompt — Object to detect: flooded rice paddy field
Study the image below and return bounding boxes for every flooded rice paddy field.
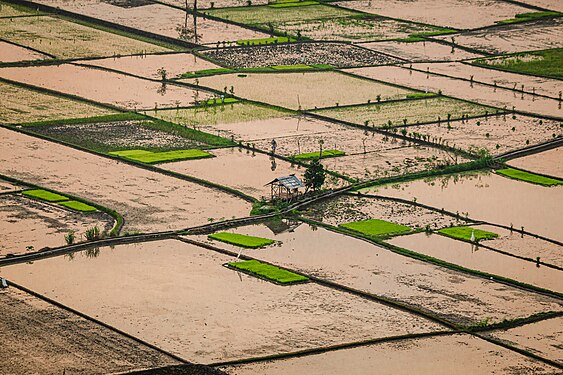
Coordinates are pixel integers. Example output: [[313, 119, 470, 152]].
[[388, 231, 562, 293], [221, 333, 561, 375], [334, 0, 532, 29], [0, 239, 446, 363], [406, 115, 562, 154], [0, 128, 251, 232], [509, 147, 563, 179], [0, 64, 214, 110], [0, 80, 113, 124], [82, 52, 220, 79], [516, 0, 563, 13], [160, 0, 269, 8], [0, 15, 169, 59], [361, 171, 563, 242], [202, 42, 400, 69], [435, 18, 563, 54], [182, 71, 416, 110], [0, 41, 50, 63], [302, 195, 467, 229], [348, 65, 563, 118], [486, 316, 563, 365], [0, 194, 114, 257], [0, 287, 180, 375], [360, 41, 485, 62], [195, 223, 562, 325], [34, 0, 268, 45]]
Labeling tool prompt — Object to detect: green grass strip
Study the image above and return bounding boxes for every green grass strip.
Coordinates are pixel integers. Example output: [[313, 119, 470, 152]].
[[228, 259, 308, 284], [22, 189, 69, 202], [496, 11, 562, 24], [58, 200, 97, 212], [203, 97, 239, 106], [496, 168, 563, 186], [109, 149, 213, 164], [236, 36, 297, 45], [21, 113, 144, 127], [339, 219, 412, 237], [271, 64, 312, 70], [406, 92, 437, 99], [291, 149, 346, 160], [269, 1, 319, 8], [438, 226, 498, 241], [209, 232, 275, 248], [398, 28, 457, 42]]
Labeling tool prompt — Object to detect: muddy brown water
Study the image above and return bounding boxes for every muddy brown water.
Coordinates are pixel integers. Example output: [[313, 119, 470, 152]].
[[195, 223, 563, 325], [509, 147, 563, 179], [486, 316, 563, 365], [0, 239, 446, 363], [0, 64, 212, 110], [347, 66, 563, 119], [388, 231, 562, 293], [221, 333, 561, 375], [0, 194, 114, 257], [359, 41, 484, 62], [0, 287, 180, 375], [82, 53, 220, 79], [0, 128, 251, 233], [161, 147, 306, 199], [360, 171, 563, 242], [0, 41, 49, 63], [334, 0, 531, 29]]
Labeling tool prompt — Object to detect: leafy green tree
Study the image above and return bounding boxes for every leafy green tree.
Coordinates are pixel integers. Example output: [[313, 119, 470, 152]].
[[304, 159, 325, 192]]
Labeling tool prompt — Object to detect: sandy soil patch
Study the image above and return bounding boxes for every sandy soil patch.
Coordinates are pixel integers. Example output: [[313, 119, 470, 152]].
[[0, 287, 180, 375], [0, 239, 446, 363], [509, 147, 563, 179], [0, 128, 251, 233], [360, 40, 484, 62]]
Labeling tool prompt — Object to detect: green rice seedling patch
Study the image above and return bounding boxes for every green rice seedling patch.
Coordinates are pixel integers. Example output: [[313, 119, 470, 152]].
[[472, 49, 563, 80], [496, 168, 563, 186], [22, 189, 69, 202], [236, 36, 297, 45], [438, 226, 498, 241], [204, 97, 240, 106], [398, 28, 457, 42], [21, 113, 145, 127], [339, 219, 412, 237], [271, 64, 313, 70], [58, 200, 97, 212], [109, 149, 213, 164], [227, 259, 308, 284], [406, 93, 437, 99], [291, 149, 346, 160], [209, 232, 275, 248], [496, 11, 562, 25]]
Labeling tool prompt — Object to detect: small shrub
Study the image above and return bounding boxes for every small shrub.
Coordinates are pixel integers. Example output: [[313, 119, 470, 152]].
[[85, 226, 101, 241], [65, 231, 76, 245]]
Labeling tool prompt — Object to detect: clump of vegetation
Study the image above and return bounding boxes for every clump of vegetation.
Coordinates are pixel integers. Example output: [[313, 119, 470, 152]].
[[22, 189, 68, 202], [438, 226, 498, 242], [496, 168, 563, 186], [84, 226, 101, 241], [64, 231, 76, 245], [339, 219, 412, 237], [291, 149, 345, 160], [59, 200, 97, 212], [109, 149, 213, 164], [406, 93, 437, 99], [208, 232, 275, 248], [236, 36, 296, 45], [227, 259, 308, 284]]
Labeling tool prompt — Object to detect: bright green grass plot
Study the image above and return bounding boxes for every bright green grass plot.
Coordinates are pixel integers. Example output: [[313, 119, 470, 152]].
[[496, 168, 563, 187], [109, 149, 213, 164], [291, 150, 346, 160], [339, 219, 412, 237], [438, 226, 498, 241], [228, 259, 308, 284], [208, 232, 275, 248], [22, 189, 69, 202], [58, 200, 97, 212], [271, 64, 312, 70]]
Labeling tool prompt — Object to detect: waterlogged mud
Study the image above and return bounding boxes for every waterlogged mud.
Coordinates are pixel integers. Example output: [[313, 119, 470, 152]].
[[0, 194, 113, 257], [0, 64, 212, 110], [509, 147, 563, 179], [82, 53, 219, 79], [0, 128, 250, 233], [182, 71, 415, 110], [334, 0, 531, 29], [303, 194, 466, 229], [0, 41, 50, 63], [0, 239, 446, 363], [221, 333, 561, 375], [388, 232, 562, 293], [196, 223, 563, 325], [361, 171, 563, 242], [486, 317, 563, 365], [360, 41, 484, 62], [347, 65, 563, 118], [0, 178, 21, 193], [0, 287, 180, 375], [203, 43, 400, 69]]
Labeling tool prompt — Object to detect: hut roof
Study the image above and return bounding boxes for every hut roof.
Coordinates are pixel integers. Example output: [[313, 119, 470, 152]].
[[265, 175, 304, 189]]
